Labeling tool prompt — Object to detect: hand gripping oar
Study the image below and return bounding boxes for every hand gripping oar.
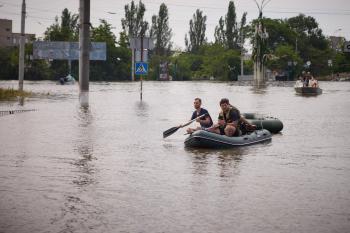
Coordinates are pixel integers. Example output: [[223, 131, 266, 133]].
[[163, 113, 207, 138]]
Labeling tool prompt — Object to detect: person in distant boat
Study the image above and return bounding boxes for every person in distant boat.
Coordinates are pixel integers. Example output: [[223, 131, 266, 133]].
[[309, 75, 318, 88], [304, 72, 312, 87], [208, 98, 255, 137], [301, 71, 306, 86], [186, 98, 213, 134], [59, 77, 65, 85]]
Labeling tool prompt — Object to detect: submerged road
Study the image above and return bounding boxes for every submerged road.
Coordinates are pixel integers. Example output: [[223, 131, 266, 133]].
[[1, 80, 350, 233]]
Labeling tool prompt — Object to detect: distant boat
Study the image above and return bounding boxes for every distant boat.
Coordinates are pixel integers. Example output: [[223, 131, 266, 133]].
[[294, 80, 322, 95], [58, 74, 76, 85]]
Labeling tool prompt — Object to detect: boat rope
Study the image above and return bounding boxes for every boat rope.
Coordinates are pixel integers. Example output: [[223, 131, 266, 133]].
[[0, 109, 37, 117]]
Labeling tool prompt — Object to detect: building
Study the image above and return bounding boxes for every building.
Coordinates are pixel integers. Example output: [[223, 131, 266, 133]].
[[0, 19, 12, 47], [12, 33, 36, 46], [329, 36, 345, 52], [0, 18, 35, 47]]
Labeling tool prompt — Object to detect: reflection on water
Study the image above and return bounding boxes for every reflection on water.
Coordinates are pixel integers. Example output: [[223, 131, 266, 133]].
[[251, 84, 268, 94], [186, 147, 245, 178], [55, 106, 101, 232], [73, 106, 96, 187], [18, 96, 25, 106], [134, 100, 149, 118]]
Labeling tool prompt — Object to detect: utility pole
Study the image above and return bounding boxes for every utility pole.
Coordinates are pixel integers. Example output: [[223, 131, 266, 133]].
[[79, 0, 90, 107], [18, 0, 26, 91], [131, 48, 135, 81]]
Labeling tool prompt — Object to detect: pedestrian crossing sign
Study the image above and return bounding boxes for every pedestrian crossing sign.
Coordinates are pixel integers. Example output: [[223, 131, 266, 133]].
[[135, 62, 148, 75]]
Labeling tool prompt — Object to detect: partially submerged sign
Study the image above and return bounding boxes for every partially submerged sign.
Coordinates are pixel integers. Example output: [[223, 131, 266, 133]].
[[33, 41, 106, 60]]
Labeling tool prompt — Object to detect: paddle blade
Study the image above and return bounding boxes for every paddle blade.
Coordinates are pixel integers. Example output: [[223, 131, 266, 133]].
[[163, 126, 179, 138]]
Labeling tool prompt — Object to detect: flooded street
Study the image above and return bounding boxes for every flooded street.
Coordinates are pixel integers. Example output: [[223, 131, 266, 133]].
[[1, 80, 350, 233]]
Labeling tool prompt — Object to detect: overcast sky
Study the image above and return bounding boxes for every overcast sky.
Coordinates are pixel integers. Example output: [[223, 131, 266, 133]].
[[1, 0, 349, 50]]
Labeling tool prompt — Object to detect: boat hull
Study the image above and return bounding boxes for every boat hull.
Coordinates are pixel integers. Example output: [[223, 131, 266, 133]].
[[184, 129, 272, 148], [295, 87, 322, 95]]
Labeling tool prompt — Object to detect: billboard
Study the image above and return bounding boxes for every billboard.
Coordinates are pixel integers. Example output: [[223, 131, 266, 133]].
[[33, 41, 106, 60]]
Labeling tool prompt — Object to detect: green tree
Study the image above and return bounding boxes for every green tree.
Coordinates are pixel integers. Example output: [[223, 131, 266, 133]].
[[118, 31, 129, 48], [225, 1, 238, 49], [267, 44, 302, 80], [121, 0, 149, 39], [44, 8, 79, 79], [150, 3, 172, 56], [214, 17, 226, 45], [0, 47, 17, 80], [215, 1, 247, 50], [44, 8, 78, 41], [170, 43, 241, 81], [185, 9, 207, 53], [287, 14, 331, 75], [90, 19, 131, 81]]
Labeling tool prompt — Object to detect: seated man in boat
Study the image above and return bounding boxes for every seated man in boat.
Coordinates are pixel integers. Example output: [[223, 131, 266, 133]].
[[186, 98, 213, 133], [209, 98, 255, 137]]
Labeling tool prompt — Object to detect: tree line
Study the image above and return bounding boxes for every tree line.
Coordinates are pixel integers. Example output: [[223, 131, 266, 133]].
[[0, 0, 349, 81]]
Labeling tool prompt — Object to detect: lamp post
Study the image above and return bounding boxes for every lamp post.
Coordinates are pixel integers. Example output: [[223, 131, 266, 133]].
[[253, 0, 271, 84], [333, 28, 342, 35]]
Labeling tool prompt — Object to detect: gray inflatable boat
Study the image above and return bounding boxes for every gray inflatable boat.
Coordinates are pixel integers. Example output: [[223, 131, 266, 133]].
[[184, 129, 272, 148]]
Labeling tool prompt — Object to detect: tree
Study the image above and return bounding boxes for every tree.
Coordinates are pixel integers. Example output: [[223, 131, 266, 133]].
[[287, 14, 331, 75], [225, 1, 238, 49], [90, 19, 130, 81], [185, 9, 207, 53], [0, 47, 17, 80], [43, 8, 79, 79], [214, 17, 226, 45], [44, 8, 78, 41], [215, 1, 247, 50], [150, 3, 172, 56], [118, 31, 129, 48], [169, 43, 241, 81], [92, 19, 117, 46], [121, 0, 149, 39]]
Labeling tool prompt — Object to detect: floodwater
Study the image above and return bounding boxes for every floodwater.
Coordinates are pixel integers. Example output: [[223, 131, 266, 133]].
[[0, 80, 350, 233]]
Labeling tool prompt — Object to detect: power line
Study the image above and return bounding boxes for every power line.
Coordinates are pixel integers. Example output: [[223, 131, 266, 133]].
[[265, 10, 350, 16]]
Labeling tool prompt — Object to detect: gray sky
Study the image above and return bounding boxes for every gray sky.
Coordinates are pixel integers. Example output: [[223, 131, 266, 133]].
[[1, 0, 349, 50]]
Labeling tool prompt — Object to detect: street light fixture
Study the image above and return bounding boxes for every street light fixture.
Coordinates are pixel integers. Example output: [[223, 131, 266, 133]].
[[333, 28, 342, 35]]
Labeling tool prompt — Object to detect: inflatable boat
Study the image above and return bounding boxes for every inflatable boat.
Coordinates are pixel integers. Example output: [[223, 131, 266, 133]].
[[58, 74, 76, 85], [242, 113, 283, 134], [184, 129, 272, 148]]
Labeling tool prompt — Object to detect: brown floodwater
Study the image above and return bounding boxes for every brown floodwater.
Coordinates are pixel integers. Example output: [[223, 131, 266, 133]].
[[0, 80, 350, 233]]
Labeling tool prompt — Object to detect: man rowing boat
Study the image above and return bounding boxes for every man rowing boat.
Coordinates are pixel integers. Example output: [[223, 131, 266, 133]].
[[186, 98, 213, 134]]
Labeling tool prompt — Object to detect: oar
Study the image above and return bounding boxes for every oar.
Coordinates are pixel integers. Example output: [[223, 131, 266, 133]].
[[163, 113, 206, 138]]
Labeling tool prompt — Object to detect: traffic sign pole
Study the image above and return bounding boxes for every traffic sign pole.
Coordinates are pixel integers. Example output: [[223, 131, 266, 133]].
[[140, 37, 143, 101]]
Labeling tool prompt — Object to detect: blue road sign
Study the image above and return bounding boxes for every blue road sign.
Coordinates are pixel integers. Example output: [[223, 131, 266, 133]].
[[135, 62, 148, 75]]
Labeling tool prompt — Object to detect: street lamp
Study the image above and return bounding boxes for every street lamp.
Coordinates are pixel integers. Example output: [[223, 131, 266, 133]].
[[333, 28, 342, 35]]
